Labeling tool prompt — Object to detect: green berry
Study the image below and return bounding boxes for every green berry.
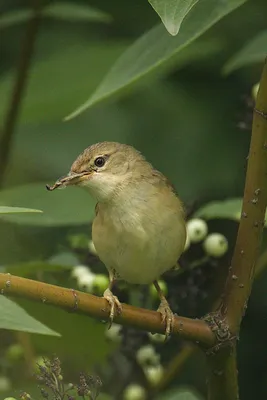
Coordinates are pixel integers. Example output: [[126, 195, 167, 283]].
[[149, 280, 167, 299], [6, 343, 24, 361], [4, 398, 17, 400], [92, 274, 109, 293]]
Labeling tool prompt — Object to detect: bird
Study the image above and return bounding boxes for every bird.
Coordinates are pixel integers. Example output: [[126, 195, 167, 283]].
[[46, 142, 186, 337]]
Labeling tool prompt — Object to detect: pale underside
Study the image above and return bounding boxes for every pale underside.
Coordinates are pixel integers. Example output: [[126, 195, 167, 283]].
[[92, 181, 186, 284]]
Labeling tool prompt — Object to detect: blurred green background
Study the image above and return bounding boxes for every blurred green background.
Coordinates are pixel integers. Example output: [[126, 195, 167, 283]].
[[0, 0, 267, 399]]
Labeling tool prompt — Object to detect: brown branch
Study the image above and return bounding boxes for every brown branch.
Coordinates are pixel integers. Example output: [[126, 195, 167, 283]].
[[0, 1, 42, 185], [205, 61, 267, 400], [207, 347, 238, 400], [0, 273, 215, 347], [221, 60, 267, 332]]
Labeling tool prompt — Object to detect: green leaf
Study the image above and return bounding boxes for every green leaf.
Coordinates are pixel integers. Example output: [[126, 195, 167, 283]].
[[149, 0, 199, 36], [157, 387, 204, 399], [0, 206, 42, 214], [65, 0, 247, 119], [195, 198, 267, 226], [194, 198, 243, 220], [0, 183, 96, 226], [223, 30, 267, 74], [0, 296, 60, 336], [0, 3, 111, 29], [43, 2, 111, 23], [0, 41, 127, 124], [4, 259, 75, 277]]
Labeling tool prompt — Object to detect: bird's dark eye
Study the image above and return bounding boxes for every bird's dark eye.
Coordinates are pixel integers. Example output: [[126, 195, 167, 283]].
[[94, 156, 105, 168]]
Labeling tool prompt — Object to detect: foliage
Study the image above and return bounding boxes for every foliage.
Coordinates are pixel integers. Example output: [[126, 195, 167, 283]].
[[0, 0, 267, 399]]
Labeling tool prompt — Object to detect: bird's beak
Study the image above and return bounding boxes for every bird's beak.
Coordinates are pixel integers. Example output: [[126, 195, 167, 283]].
[[46, 171, 92, 191]]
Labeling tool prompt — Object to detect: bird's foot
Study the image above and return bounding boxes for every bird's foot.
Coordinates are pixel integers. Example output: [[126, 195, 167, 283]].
[[157, 298, 174, 340], [103, 288, 122, 328]]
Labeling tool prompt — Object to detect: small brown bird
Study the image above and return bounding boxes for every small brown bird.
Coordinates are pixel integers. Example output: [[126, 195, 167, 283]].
[[47, 142, 186, 336]]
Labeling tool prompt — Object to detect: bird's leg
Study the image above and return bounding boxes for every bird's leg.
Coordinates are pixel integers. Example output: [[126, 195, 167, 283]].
[[103, 269, 122, 328], [153, 280, 174, 339]]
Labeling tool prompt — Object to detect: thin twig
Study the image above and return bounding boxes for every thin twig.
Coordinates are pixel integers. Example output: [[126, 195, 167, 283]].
[[0, 1, 42, 185], [0, 273, 215, 347]]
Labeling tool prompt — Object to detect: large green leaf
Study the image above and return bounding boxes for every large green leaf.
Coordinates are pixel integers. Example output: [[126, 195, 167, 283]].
[[194, 198, 267, 226], [0, 296, 60, 336], [0, 3, 111, 29], [0, 206, 42, 214], [223, 30, 267, 74], [0, 183, 96, 226], [65, 0, 247, 119], [149, 0, 199, 36], [0, 41, 127, 123]]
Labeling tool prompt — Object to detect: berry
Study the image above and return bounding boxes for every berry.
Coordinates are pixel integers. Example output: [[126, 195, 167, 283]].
[[71, 265, 90, 279], [136, 344, 160, 366], [105, 323, 122, 343], [149, 280, 167, 299], [6, 343, 24, 361], [92, 274, 109, 293], [187, 218, 208, 243], [77, 272, 96, 292], [123, 384, 146, 400], [203, 233, 228, 257], [148, 332, 165, 343], [143, 364, 163, 386]]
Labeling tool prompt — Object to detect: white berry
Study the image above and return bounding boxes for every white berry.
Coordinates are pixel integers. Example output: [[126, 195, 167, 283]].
[[105, 323, 122, 343], [203, 233, 228, 257], [143, 364, 164, 386], [123, 384, 146, 400], [88, 240, 98, 256], [136, 344, 160, 366], [148, 332, 165, 343], [71, 265, 90, 279], [77, 271, 96, 292], [187, 218, 208, 243]]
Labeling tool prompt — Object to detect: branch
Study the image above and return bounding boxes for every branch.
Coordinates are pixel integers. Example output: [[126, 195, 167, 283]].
[[207, 347, 238, 400], [221, 60, 267, 333], [205, 61, 267, 400], [0, 1, 41, 185], [0, 273, 215, 347]]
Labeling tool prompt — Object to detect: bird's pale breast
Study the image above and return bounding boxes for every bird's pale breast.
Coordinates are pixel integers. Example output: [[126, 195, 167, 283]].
[[92, 183, 186, 284]]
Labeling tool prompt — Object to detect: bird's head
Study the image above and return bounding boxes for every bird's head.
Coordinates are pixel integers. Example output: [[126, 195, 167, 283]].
[[46, 142, 149, 202]]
